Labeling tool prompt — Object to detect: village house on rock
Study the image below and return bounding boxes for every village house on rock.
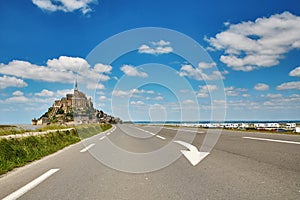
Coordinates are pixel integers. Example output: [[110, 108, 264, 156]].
[[32, 82, 121, 125]]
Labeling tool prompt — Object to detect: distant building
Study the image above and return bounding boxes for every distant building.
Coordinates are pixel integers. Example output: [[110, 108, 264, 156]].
[[31, 118, 38, 125], [37, 117, 50, 125], [286, 123, 296, 129]]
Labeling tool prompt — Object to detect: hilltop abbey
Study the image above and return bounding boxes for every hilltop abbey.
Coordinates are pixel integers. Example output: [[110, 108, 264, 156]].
[[32, 81, 121, 125], [53, 81, 94, 117]]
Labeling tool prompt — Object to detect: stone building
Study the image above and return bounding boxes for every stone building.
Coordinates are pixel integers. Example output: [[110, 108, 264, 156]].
[[72, 82, 93, 112], [37, 117, 50, 125]]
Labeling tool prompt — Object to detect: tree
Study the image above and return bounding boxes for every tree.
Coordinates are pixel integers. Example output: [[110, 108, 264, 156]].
[[57, 108, 64, 114]]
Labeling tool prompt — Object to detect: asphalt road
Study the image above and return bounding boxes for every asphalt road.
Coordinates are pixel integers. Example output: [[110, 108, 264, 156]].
[[0, 125, 299, 200]]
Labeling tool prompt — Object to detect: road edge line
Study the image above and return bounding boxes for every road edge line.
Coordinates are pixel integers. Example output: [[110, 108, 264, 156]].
[[243, 136, 300, 145]]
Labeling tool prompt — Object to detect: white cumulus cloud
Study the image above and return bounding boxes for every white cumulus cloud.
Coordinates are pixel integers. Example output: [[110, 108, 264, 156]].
[[182, 99, 195, 104], [262, 93, 283, 98], [206, 12, 300, 71], [155, 96, 164, 101], [276, 81, 300, 90], [47, 56, 90, 71], [5, 96, 29, 103], [55, 89, 74, 97], [178, 63, 227, 81], [112, 89, 154, 97], [32, 0, 97, 15], [120, 65, 148, 78], [197, 84, 218, 98], [289, 66, 300, 77], [254, 83, 269, 91], [0, 75, 28, 89], [0, 60, 74, 83], [225, 86, 248, 97], [198, 62, 216, 69], [0, 56, 111, 90], [112, 90, 131, 97], [86, 82, 105, 90], [35, 89, 55, 97], [130, 101, 145, 105], [12, 90, 24, 96], [94, 63, 112, 73], [99, 95, 107, 101], [138, 40, 173, 55]]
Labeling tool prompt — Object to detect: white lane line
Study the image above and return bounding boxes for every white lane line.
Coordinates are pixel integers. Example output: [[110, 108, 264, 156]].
[[3, 168, 59, 200], [155, 135, 166, 140], [142, 129, 166, 140], [163, 127, 205, 134], [131, 126, 165, 140], [106, 126, 116, 136], [243, 137, 300, 145], [80, 143, 95, 152], [99, 136, 106, 140]]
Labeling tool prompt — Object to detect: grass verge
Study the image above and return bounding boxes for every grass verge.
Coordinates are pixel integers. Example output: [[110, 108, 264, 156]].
[[0, 124, 112, 175], [0, 126, 27, 136], [0, 125, 74, 136], [76, 124, 112, 139]]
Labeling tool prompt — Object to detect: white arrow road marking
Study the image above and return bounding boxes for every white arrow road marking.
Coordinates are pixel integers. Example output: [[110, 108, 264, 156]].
[[243, 137, 300, 145], [3, 168, 60, 200], [174, 140, 209, 166], [80, 143, 95, 153]]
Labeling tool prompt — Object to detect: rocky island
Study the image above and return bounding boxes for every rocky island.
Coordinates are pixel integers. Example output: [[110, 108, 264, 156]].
[[32, 82, 121, 125]]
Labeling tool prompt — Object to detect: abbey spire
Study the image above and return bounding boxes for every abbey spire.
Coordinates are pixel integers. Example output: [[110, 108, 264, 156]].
[[74, 78, 78, 91]]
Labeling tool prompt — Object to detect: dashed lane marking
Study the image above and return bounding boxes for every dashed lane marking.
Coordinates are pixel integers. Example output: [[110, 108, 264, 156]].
[[80, 143, 95, 152], [99, 136, 106, 140], [130, 126, 166, 140], [162, 127, 205, 134]]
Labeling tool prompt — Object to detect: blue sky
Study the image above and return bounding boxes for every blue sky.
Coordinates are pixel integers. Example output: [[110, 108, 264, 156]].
[[0, 0, 300, 123]]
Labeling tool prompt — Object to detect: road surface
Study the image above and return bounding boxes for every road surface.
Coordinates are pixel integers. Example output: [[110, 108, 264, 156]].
[[0, 125, 299, 199]]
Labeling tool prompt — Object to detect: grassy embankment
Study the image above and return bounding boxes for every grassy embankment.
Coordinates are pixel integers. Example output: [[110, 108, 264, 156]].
[[0, 124, 112, 175], [0, 124, 75, 136], [0, 125, 27, 136]]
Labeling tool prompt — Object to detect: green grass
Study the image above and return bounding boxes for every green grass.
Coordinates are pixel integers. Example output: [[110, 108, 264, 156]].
[[0, 125, 17, 128], [0, 125, 74, 136], [0, 126, 27, 136], [36, 125, 73, 132], [0, 129, 80, 175], [0, 124, 112, 137], [76, 124, 112, 139], [0, 124, 112, 175]]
